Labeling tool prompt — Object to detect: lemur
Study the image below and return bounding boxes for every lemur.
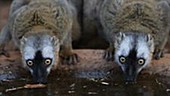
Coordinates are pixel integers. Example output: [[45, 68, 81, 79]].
[[98, 0, 170, 82], [0, 0, 80, 83]]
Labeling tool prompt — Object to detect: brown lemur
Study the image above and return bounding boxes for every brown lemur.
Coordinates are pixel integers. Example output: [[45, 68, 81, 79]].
[[0, 0, 80, 83], [98, 0, 170, 82]]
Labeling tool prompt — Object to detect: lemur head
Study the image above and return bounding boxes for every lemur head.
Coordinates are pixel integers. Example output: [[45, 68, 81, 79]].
[[20, 32, 59, 84], [114, 32, 154, 83]]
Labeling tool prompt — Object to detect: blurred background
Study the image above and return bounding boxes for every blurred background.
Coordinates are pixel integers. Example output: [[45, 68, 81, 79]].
[[0, 0, 10, 30]]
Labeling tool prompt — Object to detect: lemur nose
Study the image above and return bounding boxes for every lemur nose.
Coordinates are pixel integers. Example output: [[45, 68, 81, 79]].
[[38, 71, 47, 84], [33, 68, 47, 84], [37, 78, 47, 84], [125, 76, 136, 84]]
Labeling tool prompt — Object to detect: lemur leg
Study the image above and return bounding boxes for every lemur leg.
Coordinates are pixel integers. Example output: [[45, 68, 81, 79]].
[[153, 49, 164, 60], [153, 35, 169, 60], [60, 32, 79, 65], [153, 1, 170, 60], [0, 25, 11, 57], [153, 32, 169, 60], [103, 43, 114, 61]]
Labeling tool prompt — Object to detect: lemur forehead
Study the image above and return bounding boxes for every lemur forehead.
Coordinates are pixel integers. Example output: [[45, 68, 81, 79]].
[[23, 46, 36, 60], [136, 39, 150, 58], [118, 36, 134, 56], [34, 50, 44, 60], [118, 33, 149, 58], [42, 46, 54, 58], [25, 34, 53, 47]]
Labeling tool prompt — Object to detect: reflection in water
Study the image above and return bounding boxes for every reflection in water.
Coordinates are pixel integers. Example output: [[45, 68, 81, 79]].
[[0, 70, 169, 96]]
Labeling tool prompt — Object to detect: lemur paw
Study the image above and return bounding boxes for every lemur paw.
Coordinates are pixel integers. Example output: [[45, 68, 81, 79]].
[[153, 49, 164, 60], [0, 49, 10, 57], [60, 53, 79, 65], [103, 49, 114, 61]]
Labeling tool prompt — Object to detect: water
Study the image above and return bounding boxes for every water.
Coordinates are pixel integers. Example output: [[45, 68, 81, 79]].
[[0, 70, 169, 96]]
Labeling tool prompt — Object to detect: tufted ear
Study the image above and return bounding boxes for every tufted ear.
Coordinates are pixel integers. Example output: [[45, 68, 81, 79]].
[[114, 32, 126, 49], [51, 36, 58, 45], [51, 36, 60, 51], [146, 34, 154, 53], [20, 36, 27, 45]]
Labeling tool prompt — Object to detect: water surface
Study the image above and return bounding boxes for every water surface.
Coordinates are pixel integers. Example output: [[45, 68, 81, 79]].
[[0, 70, 169, 96]]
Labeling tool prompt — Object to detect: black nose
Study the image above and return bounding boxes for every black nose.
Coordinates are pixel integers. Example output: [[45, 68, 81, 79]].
[[125, 75, 136, 84], [34, 77, 47, 84], [33, 71, 47, 84], [32, 67, 48, 84]]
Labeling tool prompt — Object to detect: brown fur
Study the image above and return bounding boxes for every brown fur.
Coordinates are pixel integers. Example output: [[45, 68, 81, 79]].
[[0, 0, 81, 65], [99, 0, 170, 58]]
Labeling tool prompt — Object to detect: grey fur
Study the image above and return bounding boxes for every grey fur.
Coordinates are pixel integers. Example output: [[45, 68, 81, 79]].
[[97, 0, 170, 81], [0, 0, 80, 83]]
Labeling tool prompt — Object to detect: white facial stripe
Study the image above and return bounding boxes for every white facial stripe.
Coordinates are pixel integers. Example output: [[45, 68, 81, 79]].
[[23, 46, 35, 60], [136, 40, 150, 59], [47, 65, 52, 74], [115, 36, 133, 66], [42, 46, 54, 58], [116, 36, 133, 57], [136, 38, 152, 68]]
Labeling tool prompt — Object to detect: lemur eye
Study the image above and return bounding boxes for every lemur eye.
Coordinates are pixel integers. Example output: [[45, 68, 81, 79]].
[[119, 56, 126, 64], [26, 60, 33, 66], [138, 58, 145, 65], [45, 59, 52, 65]]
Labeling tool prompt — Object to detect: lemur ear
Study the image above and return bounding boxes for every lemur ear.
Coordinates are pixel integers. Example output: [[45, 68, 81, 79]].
[[115, 32, 126, 48], [146, 34, 154, 52], [20, 36, 27, 45], [146, 34, 153, 42], [51, 36, 60, 51], [51, 36, 59, 46]]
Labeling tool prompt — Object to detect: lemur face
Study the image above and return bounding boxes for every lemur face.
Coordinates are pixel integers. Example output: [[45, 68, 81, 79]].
[[114, 32, 154, 82], [20, 34, 59, 84]]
